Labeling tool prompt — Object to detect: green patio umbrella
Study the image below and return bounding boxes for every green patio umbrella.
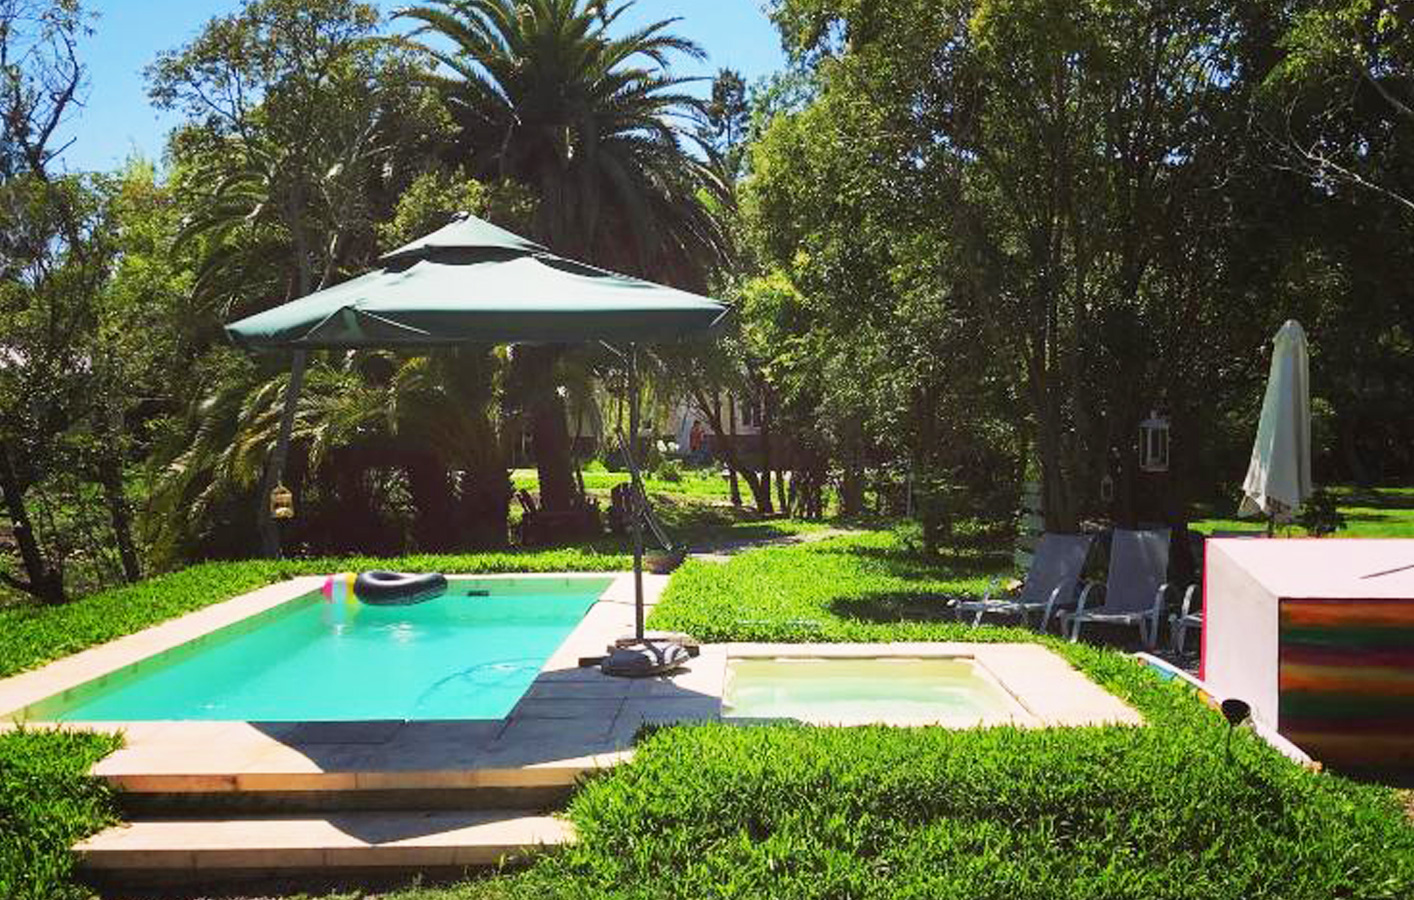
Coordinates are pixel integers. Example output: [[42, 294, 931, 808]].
[[226, 213, 728, 647], [227, 215, 728, 348]]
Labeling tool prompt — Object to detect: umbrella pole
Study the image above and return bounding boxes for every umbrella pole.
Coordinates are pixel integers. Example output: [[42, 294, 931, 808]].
[[260, 350, 307, 559], [628, 343, 645, 641]]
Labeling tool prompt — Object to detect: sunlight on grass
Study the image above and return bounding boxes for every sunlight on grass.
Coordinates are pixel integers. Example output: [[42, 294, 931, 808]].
[[1192, 486, 1414, 538]]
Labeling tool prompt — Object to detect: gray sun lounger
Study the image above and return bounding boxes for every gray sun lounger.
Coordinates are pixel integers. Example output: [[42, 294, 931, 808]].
[[1171, 530, 1261, 654], [1061, 528, 1172, 649], [953, 533, 1094, 630]]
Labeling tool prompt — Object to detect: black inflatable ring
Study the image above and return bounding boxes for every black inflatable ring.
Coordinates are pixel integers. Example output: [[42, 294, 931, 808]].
[[353, 571, 448, 606]]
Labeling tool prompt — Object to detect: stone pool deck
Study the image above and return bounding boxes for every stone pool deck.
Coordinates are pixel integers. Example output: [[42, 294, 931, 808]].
[[0, 571, 1140, 884]]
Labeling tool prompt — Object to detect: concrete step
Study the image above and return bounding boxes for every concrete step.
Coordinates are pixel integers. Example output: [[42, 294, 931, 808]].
[[75, 810, 572, 884], [116, 782, 575, 816]]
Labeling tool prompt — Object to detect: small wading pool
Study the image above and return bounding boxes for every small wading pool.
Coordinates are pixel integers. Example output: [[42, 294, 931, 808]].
[[21, 576, 612, 722], [723, 657, 1026, 724]]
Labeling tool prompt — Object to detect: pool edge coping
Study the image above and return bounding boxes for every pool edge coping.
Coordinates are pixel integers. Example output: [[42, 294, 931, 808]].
[[718, 642, 1144, 729], [0, 572, 629, 725]]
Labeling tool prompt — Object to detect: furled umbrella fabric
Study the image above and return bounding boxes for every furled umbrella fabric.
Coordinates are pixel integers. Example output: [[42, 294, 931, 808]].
[[1239, 320, 1313, 522], [225, 215, 729, 349]]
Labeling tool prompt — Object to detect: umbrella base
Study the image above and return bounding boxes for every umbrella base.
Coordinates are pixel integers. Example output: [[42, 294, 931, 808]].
[[598, 640, 693, 678], [612, 632, 700, 655]]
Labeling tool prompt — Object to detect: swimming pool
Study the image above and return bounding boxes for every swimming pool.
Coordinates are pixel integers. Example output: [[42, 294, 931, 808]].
[[27, 577, 612, 722], [722, 656, 1026, 724]]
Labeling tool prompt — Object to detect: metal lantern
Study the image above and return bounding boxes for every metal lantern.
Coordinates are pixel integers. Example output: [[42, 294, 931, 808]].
[[269, 484, 295, 520], [1100, 473, 1116, 503], [1139, 410, 1170, 473]]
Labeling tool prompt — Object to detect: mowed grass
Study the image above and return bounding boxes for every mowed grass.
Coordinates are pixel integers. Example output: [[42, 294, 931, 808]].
[[1192, 485, 1414, 538], [512, 466, 736, 500], [284, 530, 1414, 900], [652, 529, 1006, 643]]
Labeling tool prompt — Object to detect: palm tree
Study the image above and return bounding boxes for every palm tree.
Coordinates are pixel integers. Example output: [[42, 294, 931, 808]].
[[144, 349, 511, 565], [399, 0, 729, 513]]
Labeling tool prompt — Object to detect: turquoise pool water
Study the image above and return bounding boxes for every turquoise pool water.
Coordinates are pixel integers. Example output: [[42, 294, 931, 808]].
[[39, 577, 611, 722]]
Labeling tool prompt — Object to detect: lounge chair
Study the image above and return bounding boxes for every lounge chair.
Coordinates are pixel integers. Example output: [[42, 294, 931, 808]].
[[1170, 531, 1258, 654], [1169, 583, 1202, 654], [953, 533, 1094, 629], [1168, 532, 1207, 654], [1061, 528, 1172, 649]]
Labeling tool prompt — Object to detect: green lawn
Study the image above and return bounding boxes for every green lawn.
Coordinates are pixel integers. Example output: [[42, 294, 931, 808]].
[[512, 465, 737, 502], [1191, 485, 1414, 538]]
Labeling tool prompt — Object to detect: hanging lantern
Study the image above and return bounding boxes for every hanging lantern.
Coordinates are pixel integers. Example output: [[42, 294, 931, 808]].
[[1139, 411, 1170, 473], [270, 484, 295, 520], [1100, 473, 1116, 503]]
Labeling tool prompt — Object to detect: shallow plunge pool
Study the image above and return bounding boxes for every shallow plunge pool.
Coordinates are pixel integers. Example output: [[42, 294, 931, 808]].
[[25, 576, 613, 722], [722, 656, 1027, 725]]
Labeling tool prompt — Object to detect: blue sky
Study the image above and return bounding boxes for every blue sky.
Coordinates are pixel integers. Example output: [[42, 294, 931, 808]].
[[58, 0, 786, 174]]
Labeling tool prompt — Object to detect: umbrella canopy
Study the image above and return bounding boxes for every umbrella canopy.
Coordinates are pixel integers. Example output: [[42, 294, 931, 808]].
[[1239, 320, 1313, 521], [225, 214, 728, 349], [226, 213, 727, 649]]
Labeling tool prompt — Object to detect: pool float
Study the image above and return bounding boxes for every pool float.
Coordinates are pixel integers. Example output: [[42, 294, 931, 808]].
[[320, 573, 362, 624], [321, 572, 358, 601], [352, 570, 448, 606]]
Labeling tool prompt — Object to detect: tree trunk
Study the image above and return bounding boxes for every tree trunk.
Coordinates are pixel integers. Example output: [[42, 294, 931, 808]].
[[841, 460, 864, 517], [1341, 417, 1370, 486], [775, 463, 789, 516], [405, 453, 458, 552], [290, 180, 313, 298], [1035, 401, 1081, 532], [519, 346, 576, 513], [96, 437, 141, 583], [459, 472, 512, 549], [757, 386, 775, 515], [726, 394, 742, 506], [0, 440, 65, 604], [690, 383, 768, 510], [840, 417, 865, 517]]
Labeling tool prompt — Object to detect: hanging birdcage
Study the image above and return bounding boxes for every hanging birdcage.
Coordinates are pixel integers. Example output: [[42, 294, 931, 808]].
[[270, 484, 295, 520]]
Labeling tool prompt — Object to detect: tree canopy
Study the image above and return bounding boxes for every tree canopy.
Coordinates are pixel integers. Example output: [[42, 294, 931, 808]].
[[2, 0, 1413, 601]]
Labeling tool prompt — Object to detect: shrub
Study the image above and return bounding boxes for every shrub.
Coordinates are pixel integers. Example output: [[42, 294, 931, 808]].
[[1297, 487, 1348, 537], [0, 728, 122, 900], [651, 458, 684, 483]]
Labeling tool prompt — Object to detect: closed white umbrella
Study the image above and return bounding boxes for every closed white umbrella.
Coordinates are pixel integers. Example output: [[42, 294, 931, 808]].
[[1239, 320, 1313, 525]]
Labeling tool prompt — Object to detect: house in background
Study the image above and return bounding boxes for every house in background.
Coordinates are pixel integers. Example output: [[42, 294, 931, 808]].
[[668, 394, 764, 458], [511, 391, 772, 467]]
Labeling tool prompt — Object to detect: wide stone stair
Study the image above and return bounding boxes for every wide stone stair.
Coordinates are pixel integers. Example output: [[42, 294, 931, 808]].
[[68, 719, 615, 889]]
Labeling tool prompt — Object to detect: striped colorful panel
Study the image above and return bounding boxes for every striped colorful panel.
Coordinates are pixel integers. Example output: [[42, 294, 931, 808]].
[[1279, 598, 1414, 766]]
